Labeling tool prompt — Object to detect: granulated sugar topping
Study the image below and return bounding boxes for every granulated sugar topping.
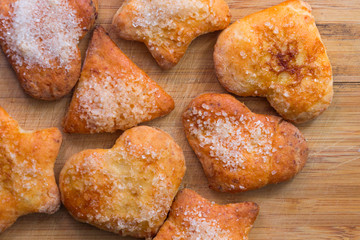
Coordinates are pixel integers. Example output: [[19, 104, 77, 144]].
[[0, 0, 82, 70]]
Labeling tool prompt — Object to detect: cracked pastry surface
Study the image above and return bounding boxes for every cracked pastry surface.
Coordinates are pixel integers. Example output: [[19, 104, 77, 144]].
[[113, 0, 230, 69], [59, 126, 186, 238], [0, 106, 62, 232], [0, 0, 98, 100], [214, 0, 332, 123], [183, 93, 308, 192]]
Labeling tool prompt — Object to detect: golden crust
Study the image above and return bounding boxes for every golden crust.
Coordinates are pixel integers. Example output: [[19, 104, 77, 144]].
[[62, 26, 175, 134], [59, 126, 186, 238], [0, 106, 62, 233], [0, 0, 98, 100], [182, 93, 308, 193], [154, 188, 259, 239], [112, 0, 230, 69], [214, 0, 333, 123]]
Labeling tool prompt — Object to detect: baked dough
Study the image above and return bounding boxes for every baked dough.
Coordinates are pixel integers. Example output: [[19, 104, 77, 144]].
[[0, 0, 98, 100], [0, 106, 61, 232], [59, 126, 186, 238], [154, 188, 259, 239], [112, 0, 230, 69], [183, 93, 308, 192], [63, 26, 174, 133], [214, 0, 332, 123]]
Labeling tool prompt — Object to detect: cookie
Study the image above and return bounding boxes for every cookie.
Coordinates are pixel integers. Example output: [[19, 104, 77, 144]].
[[59, 126, 186, 238], [63, 26, 174, 133], [183, 93, 308, 192], [154, 188, 259, 239], [0, 0, 98, 100], [214, 0, 333, 123], [112, 0, 230, 69], [0, 106, 61, 232]]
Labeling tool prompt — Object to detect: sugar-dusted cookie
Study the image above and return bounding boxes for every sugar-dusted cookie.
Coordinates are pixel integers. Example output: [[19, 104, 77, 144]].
[[63, 26, 175, 134], [214, 0, 332, 123], [154, 188, 259, 239], [59, 126, 186, 238], [183, 93, 308, 192], [0, 0, 98, 100], [112, 0, 230, 69], [0, 106, 62, 232]]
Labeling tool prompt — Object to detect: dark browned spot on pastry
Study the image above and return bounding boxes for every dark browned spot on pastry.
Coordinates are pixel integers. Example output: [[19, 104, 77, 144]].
[[90, 0, 98, 19], [267, 41, 304, 85]]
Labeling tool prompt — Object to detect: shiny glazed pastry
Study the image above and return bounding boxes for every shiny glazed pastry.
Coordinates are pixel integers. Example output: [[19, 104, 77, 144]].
[[154, 188, 259, 239], [63, 26, 174, 134], [0, 106, 62, 232], [214, 0, 333, 123], [59, 126, 186, 238], [183, 93, 308, 192], [113, 0, 230, 69], [0, 0, 98, 100]]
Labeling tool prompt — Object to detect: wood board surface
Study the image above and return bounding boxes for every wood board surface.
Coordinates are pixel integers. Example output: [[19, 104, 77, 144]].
[[0, 0, 359, 239]]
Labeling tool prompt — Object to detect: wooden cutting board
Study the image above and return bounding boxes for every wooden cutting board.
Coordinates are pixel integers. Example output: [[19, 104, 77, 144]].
[[0, 0, 359, 239]]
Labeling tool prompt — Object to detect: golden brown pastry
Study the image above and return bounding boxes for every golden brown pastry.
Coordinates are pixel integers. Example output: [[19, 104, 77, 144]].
[[214, 0, 332, 123], [63, 26, 174, 134], [183, 93, 308, 193], [0, 106, 62, 232], [0, 0, 98, 100], [59, 126, 186, 238], [112, 0, 230, 69], [154, 188, 259, 239]]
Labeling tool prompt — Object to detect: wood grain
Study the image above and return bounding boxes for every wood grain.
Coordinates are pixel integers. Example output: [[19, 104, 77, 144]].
[[0, 0, 359, 239]]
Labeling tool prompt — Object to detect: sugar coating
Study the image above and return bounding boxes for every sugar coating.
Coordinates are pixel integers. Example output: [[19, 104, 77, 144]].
[[132, 0, 212, 28], [154, 189, 258, 240], [0, 120, 56, 207], [0, 135, 48, 203], [62, 150, 171, 234], [129, 0, 214, 48], [186, 104, 274, 171], [0, 0, 81, 70], [172, 202, 231, 240], [74, 70, 163, 133]]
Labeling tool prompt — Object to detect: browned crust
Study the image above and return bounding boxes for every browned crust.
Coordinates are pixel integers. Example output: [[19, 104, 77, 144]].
[[182, 93, 308, 193], [154, 188, 259, 239], [0, 106, 62, 233], [214, 0, 333, 123], [0, 0, 98, 100], [59, 126, 186, 238], [112, 0, 231, 69], [62, 26, 175, 133]]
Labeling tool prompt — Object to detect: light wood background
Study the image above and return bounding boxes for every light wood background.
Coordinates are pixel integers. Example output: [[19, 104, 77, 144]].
[[0, 0, 359, 239]]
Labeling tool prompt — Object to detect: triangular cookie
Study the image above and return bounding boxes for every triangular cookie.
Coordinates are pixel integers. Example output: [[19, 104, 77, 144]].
[[63, 26, 175, 133]]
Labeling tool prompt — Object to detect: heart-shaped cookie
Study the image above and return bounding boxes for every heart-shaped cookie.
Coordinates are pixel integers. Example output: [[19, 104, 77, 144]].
[[0, 0, 98, 100], [59, 126, 186, 238], [183, 93, 308, 192], [214, 0, 332, 123]]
